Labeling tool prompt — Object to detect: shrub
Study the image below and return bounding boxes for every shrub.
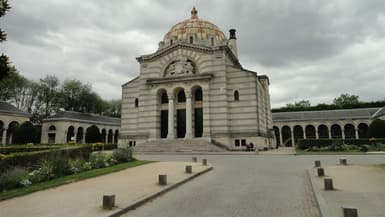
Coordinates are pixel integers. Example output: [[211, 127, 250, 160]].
[[112, 147, 133, 163], [0, 145, 88, 172], [85, 125, 102, 143], [89, 152, 108, 169], [0, 167, 29, 191], [48, 151, 72, 177], [368, 119, 385, 138], [12, 121, 38, 144]]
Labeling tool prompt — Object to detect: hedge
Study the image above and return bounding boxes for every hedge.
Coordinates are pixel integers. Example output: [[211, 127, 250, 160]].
[[297, 138, 385, 150], [0, 146, 61, 155], [0, 143, 117, 172]]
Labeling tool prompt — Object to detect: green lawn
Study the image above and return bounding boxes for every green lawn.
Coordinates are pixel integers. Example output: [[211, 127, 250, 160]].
[[0, 160, 153, 201]]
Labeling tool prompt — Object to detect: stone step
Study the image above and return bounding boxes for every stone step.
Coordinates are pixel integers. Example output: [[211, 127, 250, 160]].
[[133, 139, 227, 152]]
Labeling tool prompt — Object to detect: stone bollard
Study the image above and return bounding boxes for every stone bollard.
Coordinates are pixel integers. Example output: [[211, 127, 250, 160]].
[[102, 194, 115, 210], [192, 157, 197, 162], [202, 159, 207, 166], [340, 158, 347, 165], [314, 160, 321, 167], [317, 167, 325, 177], [185, 165, 192, 174], [342, 206, 358, 217], [324, 178, 334, 190], [158, 174, 167, 186]]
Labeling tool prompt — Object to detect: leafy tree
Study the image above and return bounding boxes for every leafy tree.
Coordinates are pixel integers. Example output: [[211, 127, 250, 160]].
[[85, 125, 102, 143], [333, 93, 359, 107], [104, 99, 121, 118], [0, 0, 11, 80], [12, 121, 39, 144], [286, 100, 311, 109], [0, 67, 26, 101], [368, 119, 385, 138], [58, 79, 92, 111], [38, 75, 59, 117]]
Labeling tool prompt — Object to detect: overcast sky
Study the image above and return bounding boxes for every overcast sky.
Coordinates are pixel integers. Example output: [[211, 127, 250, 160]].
[[1, 0, 385, 108]]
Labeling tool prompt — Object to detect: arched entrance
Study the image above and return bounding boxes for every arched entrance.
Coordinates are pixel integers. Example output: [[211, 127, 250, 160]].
[[175, 88, 186, 138], [76, 127, 84, 143], [6, 121, 19, 144], [158, 89, 168, 138], [114, 130, 119, 144], [48, 125, 56, 144], [282, 126, 292, 147], [101, 129, 107, 144], [305, 125, 316, 139], [107, 129, 113, 144], [293, 125, 304, 143], [331, 124, 342, 138], [358, 123, 368, 138], [273, 126, 280, 147], [192, 86, 203, 138], [66, 126, 75, 143], [318, 125, 329, 139], [0, 120, 4, 144], [344, 124, 355, 139]]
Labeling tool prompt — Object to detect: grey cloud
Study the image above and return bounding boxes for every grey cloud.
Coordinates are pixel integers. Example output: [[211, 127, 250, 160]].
[[1, 0, 385, 106]]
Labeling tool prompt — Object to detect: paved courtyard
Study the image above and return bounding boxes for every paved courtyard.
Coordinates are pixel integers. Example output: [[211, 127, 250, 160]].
[[126, 154, 385, 217]]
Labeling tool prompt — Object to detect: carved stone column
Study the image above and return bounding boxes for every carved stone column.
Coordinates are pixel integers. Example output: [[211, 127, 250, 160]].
[[2, 128, 7, 146], [278, 127, 283, 146], [303, 125, 307, 139], [328, 125, 332, 139], [355, 127, 359, 139], [185, 92, 192, 139], [167, 96, 175, 139], [290, 126, 295, 147]]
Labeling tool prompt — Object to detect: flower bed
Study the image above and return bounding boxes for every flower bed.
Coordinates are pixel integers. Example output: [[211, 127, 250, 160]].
[[0, 143, 117, 172], [0, 147, 132, 192]]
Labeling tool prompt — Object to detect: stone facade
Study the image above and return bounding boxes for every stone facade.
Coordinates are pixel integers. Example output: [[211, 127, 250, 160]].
[[41, 110, 120, 144], [272, 107, 382, 147], [120, 8, 274, 151], [0, 101, 30, 145]]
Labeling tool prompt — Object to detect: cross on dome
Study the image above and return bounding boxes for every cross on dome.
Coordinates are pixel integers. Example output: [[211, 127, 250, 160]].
[[191, 6, 198, 19]]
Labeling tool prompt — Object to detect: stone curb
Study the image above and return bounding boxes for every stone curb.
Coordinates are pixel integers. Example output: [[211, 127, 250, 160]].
[[306, 169, 334, 217], [108, 166, 214, 217]]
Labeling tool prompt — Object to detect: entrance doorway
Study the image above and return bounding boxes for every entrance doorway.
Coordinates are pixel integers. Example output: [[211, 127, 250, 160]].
[[177, 109, 186, 138], [160, 110, 168, 138], [194, 108, 203, 137]]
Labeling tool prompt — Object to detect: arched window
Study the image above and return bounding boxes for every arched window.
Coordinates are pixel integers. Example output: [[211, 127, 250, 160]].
[[161, 92, 168, 104], [134, 98, 139, 108], [234, 90, 239, 102], [189, 36, 194, 44], [210, 37, 214, 46], [49, 125, 56, 131], [170, 39, 173, 45], [177, 90, 186, 103], [195, 88, 202, 101]]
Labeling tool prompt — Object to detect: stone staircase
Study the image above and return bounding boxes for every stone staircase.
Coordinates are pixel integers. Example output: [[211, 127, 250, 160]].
[[133, 139, 228, 152]]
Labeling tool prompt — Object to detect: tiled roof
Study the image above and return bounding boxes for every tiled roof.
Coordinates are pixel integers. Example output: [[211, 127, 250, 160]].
[[0, 101, 30, 116], [44, 110, 120, 126], [272, 107, 381, 122]]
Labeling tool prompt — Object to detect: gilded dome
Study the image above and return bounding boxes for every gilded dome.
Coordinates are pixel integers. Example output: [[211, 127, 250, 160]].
[[162, 7, 227, 47]]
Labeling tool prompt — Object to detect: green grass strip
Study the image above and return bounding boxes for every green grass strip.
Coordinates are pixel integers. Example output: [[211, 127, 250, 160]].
[[0, 160, 153, 201]]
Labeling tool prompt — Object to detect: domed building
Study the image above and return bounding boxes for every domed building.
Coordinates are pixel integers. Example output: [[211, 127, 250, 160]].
[[120, 7, 274, 151]]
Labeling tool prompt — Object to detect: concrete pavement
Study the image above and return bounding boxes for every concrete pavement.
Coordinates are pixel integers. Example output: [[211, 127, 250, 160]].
[[0, 161, 210, 217], [309, 164, 385, 217]]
